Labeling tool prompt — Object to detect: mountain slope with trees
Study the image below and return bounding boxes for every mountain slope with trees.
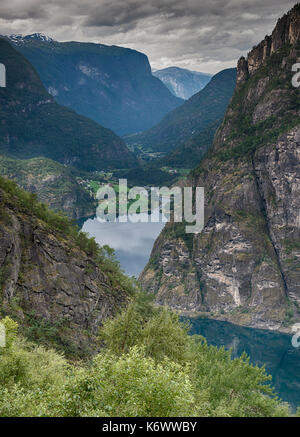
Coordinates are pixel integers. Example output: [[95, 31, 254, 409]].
[[0, 155, 95, 219], [140, 4, 300, 332], [5, 34, 183, 135], [126, 68, 236, 155], [0, 38, 138, 172], [0, 176, 135, 357]]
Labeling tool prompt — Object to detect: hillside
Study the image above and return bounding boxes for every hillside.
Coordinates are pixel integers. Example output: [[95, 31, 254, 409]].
[[140, 4, 300, 332], [126, 68, 236, 154], [0, 155, 95, 219], [0, 177, 291, 415], [5, 34, 183, 135], [159, 119, 221, 168], [153, 67, 212, 99], [0, 38, 138, 172], [0, 176, 135, 357]]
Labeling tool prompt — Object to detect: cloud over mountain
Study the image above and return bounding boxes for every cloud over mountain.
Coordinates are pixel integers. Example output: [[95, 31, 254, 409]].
[[0, 0, 296, 73]]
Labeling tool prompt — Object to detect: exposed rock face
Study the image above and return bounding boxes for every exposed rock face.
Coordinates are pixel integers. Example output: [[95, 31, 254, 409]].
[[153, 67, 212, 100], [237, 4, 300, 83], [3, 33, 183, 136], [140, 4, 300, 332], [0, 38, 138, 172], [0, 183, 129, 355]]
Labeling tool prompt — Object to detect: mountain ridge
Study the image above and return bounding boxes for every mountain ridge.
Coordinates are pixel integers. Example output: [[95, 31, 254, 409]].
[[140, 4, 300, 332], [153, 66, 212, 99], [126, 67, 236, 158], [4, 34, 183, 135], [0, 37, 138, 172]]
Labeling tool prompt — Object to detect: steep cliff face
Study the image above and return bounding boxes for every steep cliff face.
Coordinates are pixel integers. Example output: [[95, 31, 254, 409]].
[[4, 34, 183, 135], [153, 67, 212, 100], [0, 38, 138, 172], [237, 5, 300, 84], [0, 177, 132, 356], [140, 5, 300, 331]]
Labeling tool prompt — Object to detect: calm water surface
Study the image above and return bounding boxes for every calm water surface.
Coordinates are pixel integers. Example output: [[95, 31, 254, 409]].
[[81, 215, 300, 410], [185, 317, 300, 411], [81, 212, 165, 277]]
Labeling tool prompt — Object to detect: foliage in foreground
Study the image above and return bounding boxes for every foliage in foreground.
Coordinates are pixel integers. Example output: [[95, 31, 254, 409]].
[[0, 298, 294, 417]]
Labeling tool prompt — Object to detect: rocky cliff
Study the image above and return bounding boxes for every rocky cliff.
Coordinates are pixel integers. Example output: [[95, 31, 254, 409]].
[[0, 177, 133, 356], [140, 4, 300, 332], [237, 5, 300, 84], [0, 38, 138, 172], [153, 67, 212, 100], [4, 34, 183, 135]]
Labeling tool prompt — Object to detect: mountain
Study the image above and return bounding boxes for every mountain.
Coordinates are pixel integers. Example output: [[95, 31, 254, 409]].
[[0, 155, 95, 219], [4, 33, 183, 135], [0, 37, 138, 172], [153, 67, 212, 99], [158, 119, 221, 168], [140, 4, 300, 331], [126, 68, 237, 155], [0, 176, 134, 356]]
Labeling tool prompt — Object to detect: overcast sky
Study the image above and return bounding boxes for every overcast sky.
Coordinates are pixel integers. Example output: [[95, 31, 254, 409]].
[[0, 0, 296, 73]]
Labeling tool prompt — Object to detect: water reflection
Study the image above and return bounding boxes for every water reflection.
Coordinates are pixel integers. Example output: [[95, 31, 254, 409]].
[[81, 212, 165, 277], [185, 317, 300, 411], [80, 213, 300, 411]]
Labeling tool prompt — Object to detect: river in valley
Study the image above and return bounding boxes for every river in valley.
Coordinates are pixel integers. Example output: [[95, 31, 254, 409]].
[[81, 215, 300, 411]]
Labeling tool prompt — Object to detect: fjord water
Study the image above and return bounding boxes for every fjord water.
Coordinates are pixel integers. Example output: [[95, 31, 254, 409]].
[[81, 212, 166, 277], [186, 317, 300, 411], [81, 216, 300, 411]]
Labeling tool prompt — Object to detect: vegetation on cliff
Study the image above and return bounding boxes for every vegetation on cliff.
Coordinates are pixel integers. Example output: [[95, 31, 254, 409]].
[[0, 37, 138, 172], [0, 176, 136, 357], [140, 4, 300, 331], [0, 155, 95, 219], [0, 299, 293, 417]]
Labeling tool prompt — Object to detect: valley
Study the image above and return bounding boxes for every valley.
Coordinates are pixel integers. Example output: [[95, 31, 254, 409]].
[[0, 2, 300, 419]]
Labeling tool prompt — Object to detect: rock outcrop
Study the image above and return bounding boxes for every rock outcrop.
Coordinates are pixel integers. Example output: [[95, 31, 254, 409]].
[[0, 178, 131, 356], [237, 4, 300, 84], [140, 4, 300, 332]]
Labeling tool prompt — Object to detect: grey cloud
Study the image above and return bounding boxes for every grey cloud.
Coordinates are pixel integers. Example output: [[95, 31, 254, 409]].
[[0, 0, 296, 73], [0, 0, 49, 20]]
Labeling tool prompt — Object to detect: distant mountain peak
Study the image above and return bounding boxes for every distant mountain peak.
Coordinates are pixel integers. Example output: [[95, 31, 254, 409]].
[[24, 33, 55, 42], [6, 36, 182, 135], [3, 33, 55, 44], [153, 66, 212, 99], [154, 66, 212, 77]]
